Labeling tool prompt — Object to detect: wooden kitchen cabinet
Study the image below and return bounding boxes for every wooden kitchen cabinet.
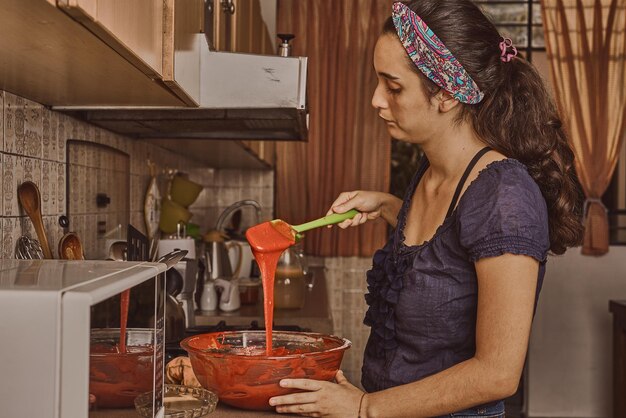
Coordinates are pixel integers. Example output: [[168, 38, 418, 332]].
[[57, 0, 166, 78], [0, 0, 185, 107], [212, 0, 275, 55], [162, 0, 205, 105]]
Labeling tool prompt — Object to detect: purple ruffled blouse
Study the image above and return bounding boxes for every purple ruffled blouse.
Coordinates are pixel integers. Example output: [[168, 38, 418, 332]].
[[361, 158, 550, 394]]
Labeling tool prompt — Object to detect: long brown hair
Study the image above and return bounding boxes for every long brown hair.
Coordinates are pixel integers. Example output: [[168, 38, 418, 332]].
[[383, 0, 584, 254]]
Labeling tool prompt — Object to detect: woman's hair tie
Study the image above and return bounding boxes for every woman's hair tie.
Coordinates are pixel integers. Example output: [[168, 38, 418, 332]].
[[499, 37, 518, 62]]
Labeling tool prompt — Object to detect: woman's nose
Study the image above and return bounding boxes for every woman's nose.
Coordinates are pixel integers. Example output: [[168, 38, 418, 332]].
[[371, 83, 388, 110]]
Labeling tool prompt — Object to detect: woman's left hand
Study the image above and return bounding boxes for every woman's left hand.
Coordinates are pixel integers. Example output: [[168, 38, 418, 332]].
[[269, 370, 365, 417]]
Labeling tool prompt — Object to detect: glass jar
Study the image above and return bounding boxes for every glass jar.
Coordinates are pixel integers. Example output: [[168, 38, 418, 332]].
[[274, 247, 306, 309]]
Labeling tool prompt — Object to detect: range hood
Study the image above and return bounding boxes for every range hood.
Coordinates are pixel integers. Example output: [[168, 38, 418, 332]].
[[57, 36, 308, 141]]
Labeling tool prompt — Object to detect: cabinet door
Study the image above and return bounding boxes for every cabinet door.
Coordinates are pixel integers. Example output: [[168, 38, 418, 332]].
[[162, 0, 204, 105], [58, 0, 164, 77]]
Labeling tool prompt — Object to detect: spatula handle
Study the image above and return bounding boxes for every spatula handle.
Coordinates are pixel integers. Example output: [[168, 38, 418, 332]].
[[292, 209, 360, 233]]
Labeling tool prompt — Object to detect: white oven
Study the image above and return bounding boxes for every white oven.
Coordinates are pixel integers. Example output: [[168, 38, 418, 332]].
[[0, 259, 167, 418]]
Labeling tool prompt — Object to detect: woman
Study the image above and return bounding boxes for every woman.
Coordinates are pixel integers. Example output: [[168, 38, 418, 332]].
[[270, 1, 584, 417]]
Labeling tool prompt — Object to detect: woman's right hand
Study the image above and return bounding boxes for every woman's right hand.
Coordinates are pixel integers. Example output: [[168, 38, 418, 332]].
[[326, 191, 400, 229]]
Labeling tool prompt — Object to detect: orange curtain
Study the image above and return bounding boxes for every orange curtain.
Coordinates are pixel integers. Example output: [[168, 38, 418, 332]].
[[276, 0, 393, 256], [541, 0, 626, 255]]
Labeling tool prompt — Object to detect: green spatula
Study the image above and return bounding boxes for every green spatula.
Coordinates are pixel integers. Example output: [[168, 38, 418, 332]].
[[272, 209, 360, 240]]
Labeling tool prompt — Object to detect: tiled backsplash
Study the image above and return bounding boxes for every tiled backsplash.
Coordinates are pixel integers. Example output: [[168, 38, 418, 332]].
[[0, 89, 274, 259], [324, 256, 372, 388]]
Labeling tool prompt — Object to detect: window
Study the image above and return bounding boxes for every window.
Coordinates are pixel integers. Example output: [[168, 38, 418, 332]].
[[474, 0, 545, 61]]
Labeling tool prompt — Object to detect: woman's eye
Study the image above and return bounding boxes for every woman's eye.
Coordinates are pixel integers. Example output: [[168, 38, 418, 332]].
[[386, 87, 401, 95]]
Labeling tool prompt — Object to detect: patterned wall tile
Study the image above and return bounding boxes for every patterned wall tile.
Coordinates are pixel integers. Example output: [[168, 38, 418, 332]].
[[42, 160, 60, 217], [42, 108, 52, 161], [0, 218, 3, 258], [58, 162, 66, 215], [68, 116, 83, 141], [0, 153, 3, 214], [23, 157, 41, 186], [1, 218, 20, 259], [57, 113, 67, 163], [23, 99, 43, 159], [0, 92, 4, 153], [84, 214, 97, 259], [3, 154, 23, 217], [4, 92, 25, 155], [44, 216, 62, 259]]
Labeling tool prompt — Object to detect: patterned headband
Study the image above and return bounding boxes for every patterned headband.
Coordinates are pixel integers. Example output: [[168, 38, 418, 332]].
[[391, 2, 484, 104]]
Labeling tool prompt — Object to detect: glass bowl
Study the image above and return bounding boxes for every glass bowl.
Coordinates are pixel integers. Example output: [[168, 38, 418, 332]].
[[180, 331, 351, 411], [89, 328, 154, 408], [135, 384, 218, 418]]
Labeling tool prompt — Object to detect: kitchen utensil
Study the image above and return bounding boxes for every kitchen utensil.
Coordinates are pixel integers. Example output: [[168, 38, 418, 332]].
[[17, 181, 53, 259], [214, 277, 240, 312], [90, 328, 155, 408], [108, 240, 128, 261], [227, 240, 254, 278], [246, 210, 360, 249], [165, 268, 184, 297], [181, 331, 351, 411], [203, 231, 242, 280], [156, 249, 188, 269], [15, 236, 44, 260], [58, 232, 85, 260], [58, 215, 70, 234], [274, 209, 360, 240], [158, 238, 196, 260], [128, 224, 149, 262], [134, 384, 218, 418], [169, 174, 203, 208], [149, 230, 161, 262], [159, 199, 192, 235], [144, 160, 161, 241], [199, 280, 218, 311]]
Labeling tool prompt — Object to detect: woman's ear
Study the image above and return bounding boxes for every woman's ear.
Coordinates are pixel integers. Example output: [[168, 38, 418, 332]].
[[435, 90, 461, 113]]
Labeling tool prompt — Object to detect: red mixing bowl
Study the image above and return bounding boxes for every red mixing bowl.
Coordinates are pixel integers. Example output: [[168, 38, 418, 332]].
[[89, 328, 155, 408], [181, 331, 351, 411]]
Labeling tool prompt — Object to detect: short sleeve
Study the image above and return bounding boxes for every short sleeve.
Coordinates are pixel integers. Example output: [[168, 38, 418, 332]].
[[457, 159, 550, 263]]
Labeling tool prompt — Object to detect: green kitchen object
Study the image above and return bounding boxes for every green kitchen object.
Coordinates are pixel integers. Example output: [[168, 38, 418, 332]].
[[291, 209, 360, 233], [272, 209, 360, 240]]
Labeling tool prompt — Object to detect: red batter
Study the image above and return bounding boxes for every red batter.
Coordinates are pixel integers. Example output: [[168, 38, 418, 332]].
[[245, 221, 295, 354], [182, 331, 348, 411], [90, 343, 154, 408], [119, 289, 130, 353]]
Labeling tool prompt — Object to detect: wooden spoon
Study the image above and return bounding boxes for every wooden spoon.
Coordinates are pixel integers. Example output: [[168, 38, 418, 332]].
[[17, 181, 53, 259], [58, 232, 85, 260]]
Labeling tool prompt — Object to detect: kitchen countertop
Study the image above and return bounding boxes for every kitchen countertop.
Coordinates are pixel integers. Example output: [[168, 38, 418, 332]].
[[194, 267, 333, 335], [90, 403, 300, 417]]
